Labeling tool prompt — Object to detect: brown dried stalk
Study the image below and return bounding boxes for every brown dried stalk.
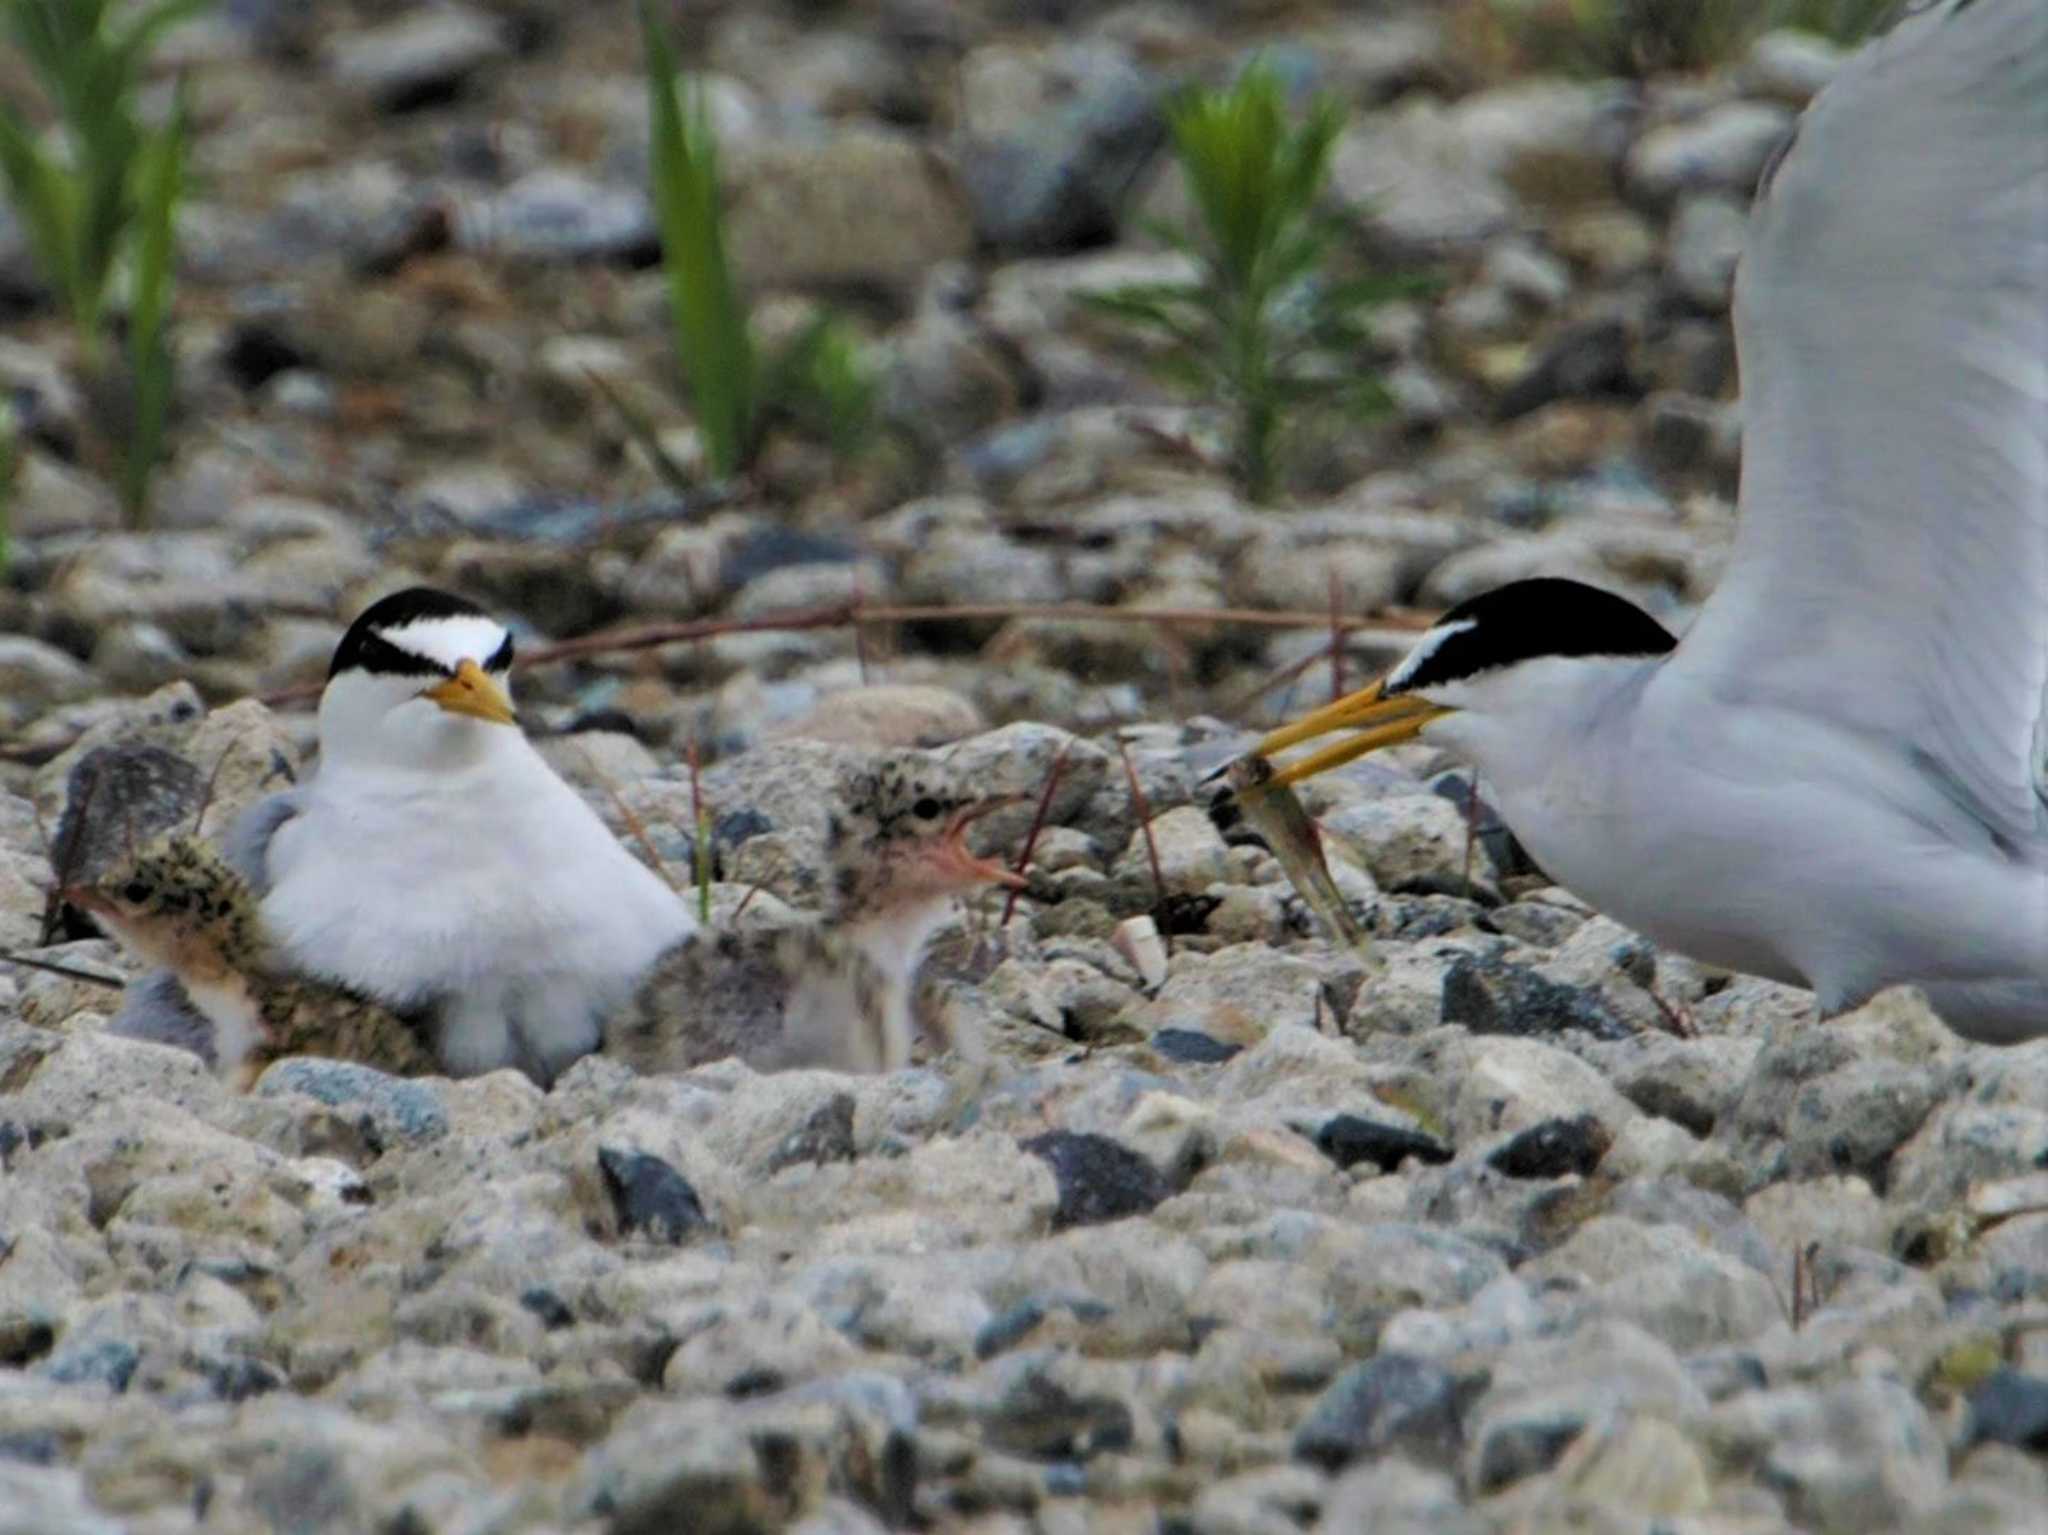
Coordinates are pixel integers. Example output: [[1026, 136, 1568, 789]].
[[1329, 569, 1345, 705], [575, 742, 681, 897], [1000, 742, 1071, 927], [1118, 739, 1165, 914], [243, 599, 1436, 710]]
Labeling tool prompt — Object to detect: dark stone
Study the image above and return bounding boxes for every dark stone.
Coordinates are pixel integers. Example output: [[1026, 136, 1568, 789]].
[[719, 526, 861, 593], [47, 743, 205, 941], [1494, 315, 1639, 421], [1292, 1353, 1462, 1471], [982, 1359, 1135, 1461], [1429, 771, 1535, 879], [763, 1093, 857, 1173], [1153, 892, 1222, 937], [261, 1060, 448, 1144], [975, 1303, 1047, 1360], [1967, 1369, 2048, 1452], [1472, 1411, 1586, 1493], [962, 62, 1166, 254], [0, 1429, 57, 1465], [1022, 1131, 1169, 1230], [200, 1354, 284, 1402], [221, 322, 310, 391], [1314, 1114, 1453, 1172], [1686, 1348, 1767, 1402], [43, 1338, 139, 1392], [1487, 1115, 1613, 1179], [520, 1287, 575, 1331], [597, 1147, 711, 1244], [1442, 955, 1633, 1041], [1150, 1028, 1241, 1065], [0, 1316, 53, 1367]]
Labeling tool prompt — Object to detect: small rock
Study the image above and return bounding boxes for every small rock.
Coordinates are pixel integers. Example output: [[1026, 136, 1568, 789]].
[[1487, 1114, 1612, 1179], [1666, 193, 1749, 311], [1313, 1114, 1452, 1173], [325, 6, 508, 111], [1628, 101, 1795, 202], [597, 1146, 712, 1244], [1021, 1130, 1169, 1230], [1293, 1352, 1461, 1472], [1150, 1028, 1241, 1066], [1967, 1370, 2048, 1453]]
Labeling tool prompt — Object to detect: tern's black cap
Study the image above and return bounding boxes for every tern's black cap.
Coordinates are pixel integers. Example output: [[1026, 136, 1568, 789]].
[[1388, 578, 1677, 695], [328, 587, 512, 681]]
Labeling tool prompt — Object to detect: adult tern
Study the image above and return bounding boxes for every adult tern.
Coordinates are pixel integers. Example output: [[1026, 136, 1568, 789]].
[[1247, 0, 2048, 1042]]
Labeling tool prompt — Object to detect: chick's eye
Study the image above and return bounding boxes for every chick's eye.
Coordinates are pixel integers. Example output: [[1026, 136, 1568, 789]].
[[912, 797, 942, 820], [121, 880, 151, 904]]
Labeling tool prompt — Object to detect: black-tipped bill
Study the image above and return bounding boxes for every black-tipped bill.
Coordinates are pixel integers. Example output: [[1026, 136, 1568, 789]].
[[1250, 680, 1453, 788]]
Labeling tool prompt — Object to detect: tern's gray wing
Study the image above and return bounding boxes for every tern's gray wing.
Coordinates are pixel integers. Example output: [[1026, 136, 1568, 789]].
[[1666, 0, 2048, 852], [108, 968, 218, 1071], [218, 789, 305, 894]]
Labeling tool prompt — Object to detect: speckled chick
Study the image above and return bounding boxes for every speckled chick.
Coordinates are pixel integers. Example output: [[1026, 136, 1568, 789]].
[[608, 752, 1024, 1075], [69, 835, 437, 1087]]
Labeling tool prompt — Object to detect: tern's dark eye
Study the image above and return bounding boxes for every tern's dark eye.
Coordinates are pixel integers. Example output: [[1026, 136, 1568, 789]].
[[912, 797, 942, 820], [121, 880, 151, 905]]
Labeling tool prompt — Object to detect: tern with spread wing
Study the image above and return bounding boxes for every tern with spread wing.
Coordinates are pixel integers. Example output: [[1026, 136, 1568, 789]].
[[1246, 0, 2048, 1041]]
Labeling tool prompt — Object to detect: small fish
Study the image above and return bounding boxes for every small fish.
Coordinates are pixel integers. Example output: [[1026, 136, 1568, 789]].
[[1224, 754, 1376, 959]]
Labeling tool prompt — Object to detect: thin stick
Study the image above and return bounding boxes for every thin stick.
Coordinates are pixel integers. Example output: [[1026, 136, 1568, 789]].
[[688, 739, 712, 925], [576, 742, 680, 896], [1001, 743, 1070, 927], [1462, 773, 1480, 903], [852, 570, 871, 687], [1218, 636, 1340, 723], [216, 599, 1437, 711], [0, 952, 127, 989], [1118, 740, 1165, 917], [732, 880, 768, 918], [1328, 570, 1345, 705]]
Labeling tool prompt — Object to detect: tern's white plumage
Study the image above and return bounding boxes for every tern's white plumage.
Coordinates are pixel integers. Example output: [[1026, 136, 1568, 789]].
[[1252, 0, 2048, 1042], [251, 587, 692, 1082]]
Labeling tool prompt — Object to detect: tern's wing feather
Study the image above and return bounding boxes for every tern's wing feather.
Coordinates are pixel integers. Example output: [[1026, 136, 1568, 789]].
[[1669, 0, 2048, 848]]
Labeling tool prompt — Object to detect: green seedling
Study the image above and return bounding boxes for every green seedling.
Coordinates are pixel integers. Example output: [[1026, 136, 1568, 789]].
[[1087, 62, 1428, 502]]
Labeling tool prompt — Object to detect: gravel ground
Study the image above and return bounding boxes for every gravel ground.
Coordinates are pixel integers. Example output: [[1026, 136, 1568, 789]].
[[3, 2, 2045, 1531]]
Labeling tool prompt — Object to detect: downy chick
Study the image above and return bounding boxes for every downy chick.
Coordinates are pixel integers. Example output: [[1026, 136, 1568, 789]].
[[69, 834, 437, 1087], [608, 752, 1025, 1075]]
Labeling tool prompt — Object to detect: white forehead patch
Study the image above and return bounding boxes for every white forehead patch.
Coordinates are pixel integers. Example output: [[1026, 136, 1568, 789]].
[[1385, 619, 1476, 691], [379, 613, 510, 672]]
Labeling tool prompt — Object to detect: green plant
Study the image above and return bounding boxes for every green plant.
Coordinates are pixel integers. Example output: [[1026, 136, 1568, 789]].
[[0, 0, 206, 525], [635, 0, 877, 483], [1086, 62, 1422, 503], [0, 0, 205, 355]]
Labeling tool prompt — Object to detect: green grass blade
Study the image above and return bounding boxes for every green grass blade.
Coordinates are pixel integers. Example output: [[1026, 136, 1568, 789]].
[[0, 102, 82, 315], [637, 0, 755, 479]]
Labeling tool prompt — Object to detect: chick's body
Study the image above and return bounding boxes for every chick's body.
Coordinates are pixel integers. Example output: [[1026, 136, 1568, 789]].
[[608, 752, 1023, 1076], [74, 834, 435, 1085]]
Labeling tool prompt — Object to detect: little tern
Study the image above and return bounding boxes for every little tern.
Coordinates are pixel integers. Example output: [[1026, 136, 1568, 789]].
[[239, 587, 693, 1082], [1246, 0, 2048, 1042]]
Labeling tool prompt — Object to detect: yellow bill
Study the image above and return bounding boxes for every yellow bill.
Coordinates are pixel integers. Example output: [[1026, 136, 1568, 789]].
[[425, 658, 517, 725], [1251, 680, 1451, 788]]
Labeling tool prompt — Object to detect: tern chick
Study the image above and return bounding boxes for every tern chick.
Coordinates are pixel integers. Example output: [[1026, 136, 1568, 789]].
[[607, 752, 1025, 1075], [69, 835, 437, 1086]]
